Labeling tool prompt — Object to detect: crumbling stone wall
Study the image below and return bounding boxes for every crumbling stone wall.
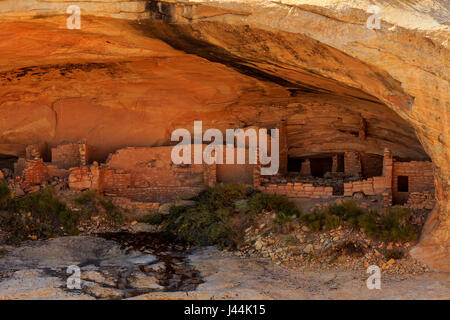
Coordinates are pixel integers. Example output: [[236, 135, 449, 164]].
[[20, 159, 48, 191], [257, 148, 433, 205], [18, 159, 69, 192], [360, 153, 383, 178], [392, 160, 434, 204], [26, 143, 48, 161], [111, 197, 159, 213], [69, 146, 217, 203], [406, 192, 436, 211], [13, 158, 27, 177], [68, 164, 102, 191], [299, 159, 311, 176], [51, 140, 88, 170], [343, 176, 387, 197], [344, 151, 362, 177], [257, 182, 333, 198]]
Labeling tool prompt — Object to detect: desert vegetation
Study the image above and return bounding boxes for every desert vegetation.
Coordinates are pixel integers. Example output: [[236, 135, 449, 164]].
[[0, 181, 123, 244], [300, 201, 418, 242], [153, 183, 300, 249]]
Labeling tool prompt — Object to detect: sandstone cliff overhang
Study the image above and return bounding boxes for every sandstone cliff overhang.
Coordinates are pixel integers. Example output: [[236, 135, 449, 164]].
[[0, 0, 448, 270]]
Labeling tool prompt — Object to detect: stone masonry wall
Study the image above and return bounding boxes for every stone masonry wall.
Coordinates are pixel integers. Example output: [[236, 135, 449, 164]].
[[257, 181, 333, 199], [26, 143, 48, 161], [392, 161, 434, 193], [344, 151, 362, 177], [343, 176, 387, 196], [21, 159, 48, 190], [392, 160, 434, 204], [69, 145, 216, 203], [406, 192, 436, 211], [51, 140, 88, 169]]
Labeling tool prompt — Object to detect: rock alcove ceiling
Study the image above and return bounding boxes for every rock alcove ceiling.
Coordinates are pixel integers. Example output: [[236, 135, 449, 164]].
[[0, 0, 448, 270]]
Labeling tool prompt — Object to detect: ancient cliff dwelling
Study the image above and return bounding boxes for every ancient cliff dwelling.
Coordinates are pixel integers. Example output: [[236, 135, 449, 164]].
[[0, 0, 448, 300]]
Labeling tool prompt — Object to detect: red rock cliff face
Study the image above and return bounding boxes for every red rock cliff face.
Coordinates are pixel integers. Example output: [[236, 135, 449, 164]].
[[0, 0, 448, 270]]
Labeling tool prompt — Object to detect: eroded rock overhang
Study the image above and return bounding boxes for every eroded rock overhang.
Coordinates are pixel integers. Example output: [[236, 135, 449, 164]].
[[0, 0, 448, 270]]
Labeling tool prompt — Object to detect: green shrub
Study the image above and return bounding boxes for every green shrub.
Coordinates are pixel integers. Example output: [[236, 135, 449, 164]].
[[384, 248, 404, 260], [379, 207, 417, 241], [0, 180, 12, 210], [324, 213, 343, 230], [162, 205, 234, 249], [11, 187, 79, 234], [249, 192, 300, 218], [73, 190, 123, 225], [248, 192, 268, 215], [0, 187, 80, 244], [300, 202, 417, 242], [300, 208, 328, 231], [267, 194, 300, 217], [194, 183, 249, 210], [300, 201, 365, 232], [138, 213, 165, 225], [161, 183, 302, 248], [0, 188, 125, 244], [100, 198, 123, 225], [358, 209, 379, 238], [273, 211, 294, 225], [73, 190, 98, 205], [328, 201, 364, 227]]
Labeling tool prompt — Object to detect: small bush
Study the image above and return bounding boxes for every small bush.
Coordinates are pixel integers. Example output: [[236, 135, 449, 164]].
[[73, 190, 123, 225], [194, 183, 249, 210], [267, 194, 300, 217], [300, 208, 344, 231], [248, 192, 268, 215], [379, 207, 417, 241], [138, 213, 164, 225], [249, 192, 300, 218], [100, 198, 123, 225], [358, 209, 379, 237], [329, 201, 364, 227], [163, 205, 234, 249], [0, 187, 126, 244], [12, 187, 79, 234], [161, 183, 302, 248], [73, 190, 98, 205], [0, 180, 12, 210], [384, 248, 404, 260], [300, 201, 364, 232], [300, 202, 417, 242], [1, 187, 80, 244]]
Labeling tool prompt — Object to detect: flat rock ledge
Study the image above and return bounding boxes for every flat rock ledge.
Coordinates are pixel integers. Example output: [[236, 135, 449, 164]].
[[0, 237, 449, 300]]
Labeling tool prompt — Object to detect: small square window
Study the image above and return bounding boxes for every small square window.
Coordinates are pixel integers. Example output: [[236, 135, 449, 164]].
[[397, 176, 408, 192]]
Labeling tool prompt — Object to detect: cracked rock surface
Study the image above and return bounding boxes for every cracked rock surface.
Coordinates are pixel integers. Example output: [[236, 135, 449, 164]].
[[0, 236, 448, 300]]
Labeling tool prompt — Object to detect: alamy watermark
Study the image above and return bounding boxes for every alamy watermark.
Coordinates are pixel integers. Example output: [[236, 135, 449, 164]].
[[171, 121, 280, 175], [67, 265, 81, 289], [366, 5, 381, 30], [366, 265, 381, 290], [66, 5, 81, 30]]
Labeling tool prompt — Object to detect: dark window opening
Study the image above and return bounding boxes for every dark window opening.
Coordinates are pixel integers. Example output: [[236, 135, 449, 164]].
[[361, 153, 383, 178], [288, 158, 304, 173], [310, 157, 333, 178], [335, 154, 344, 172], [397, 176, 409, 192], [0, 155, 18, 171]]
